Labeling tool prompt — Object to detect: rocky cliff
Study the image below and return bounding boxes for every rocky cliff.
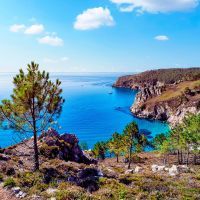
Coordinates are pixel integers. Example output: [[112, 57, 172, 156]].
[[114, 68, 200, 127]]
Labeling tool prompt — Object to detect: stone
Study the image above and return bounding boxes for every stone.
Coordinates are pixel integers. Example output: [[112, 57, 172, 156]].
[[125, 169, 134, 175], [134, 166, 142, 173], [39, 129, 97, 164], [151, 164, 158, 172], [157, 165, 165, 172], [0, 154, 11, 161], [12, 187, 21, 194], [46, 188, 58, 195], [178, 165, 190, 173], [151, 165, 165, 172], [169, 165, 179, 176]]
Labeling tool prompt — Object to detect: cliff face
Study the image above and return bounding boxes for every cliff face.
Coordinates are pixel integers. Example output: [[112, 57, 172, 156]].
[[114, 68, 200, 127]]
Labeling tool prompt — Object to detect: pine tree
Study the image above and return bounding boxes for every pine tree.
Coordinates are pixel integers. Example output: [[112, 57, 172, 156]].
[[108, 132, 124, 162], [0, 62, 64, 171], [123, 122, 140, 169]]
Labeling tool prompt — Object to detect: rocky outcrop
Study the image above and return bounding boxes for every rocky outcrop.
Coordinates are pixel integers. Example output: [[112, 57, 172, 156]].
[[114, 68, 200, 127], [39, 128, 97, 164]]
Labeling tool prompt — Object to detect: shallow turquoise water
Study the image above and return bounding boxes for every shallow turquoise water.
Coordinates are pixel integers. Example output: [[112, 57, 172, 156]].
[[0, 73, 169, 148]]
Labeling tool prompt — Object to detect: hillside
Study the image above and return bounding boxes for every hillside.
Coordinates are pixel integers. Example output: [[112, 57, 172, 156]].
[[0, 129, 199, 200], [114, 68, 200, 126]]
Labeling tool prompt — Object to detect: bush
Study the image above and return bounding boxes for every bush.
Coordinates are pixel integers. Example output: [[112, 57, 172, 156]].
[[17, 172, 42, 188], [40, 144, 59, 159], [0, 173, 3, 181], [3, 177, 16, 188]]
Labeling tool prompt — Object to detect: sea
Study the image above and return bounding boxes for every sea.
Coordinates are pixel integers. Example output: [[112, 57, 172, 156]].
[[0, 73, 169, 148]]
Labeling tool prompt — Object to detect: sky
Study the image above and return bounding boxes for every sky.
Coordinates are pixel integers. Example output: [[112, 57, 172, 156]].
[[0, 0, 200, 73]]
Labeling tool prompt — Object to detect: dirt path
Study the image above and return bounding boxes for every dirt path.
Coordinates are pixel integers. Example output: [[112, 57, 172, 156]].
[[0, 185, 17, 200]]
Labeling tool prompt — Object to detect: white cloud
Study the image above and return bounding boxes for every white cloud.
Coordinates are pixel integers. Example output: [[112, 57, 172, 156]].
[[110, 0, 199, 13], [10, 24, 25, 32], [38, 35, 64, 46], [24, 24, 44, 35], [74, 7, 115, 30], [154, 35, 169, 41]]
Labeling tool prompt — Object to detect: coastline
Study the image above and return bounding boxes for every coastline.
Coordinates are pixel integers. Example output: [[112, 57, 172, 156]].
[[113, 68, 200, 127]]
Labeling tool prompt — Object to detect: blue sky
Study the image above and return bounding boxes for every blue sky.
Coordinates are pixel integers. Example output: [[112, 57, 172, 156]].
[[0, 0, 200, 72]]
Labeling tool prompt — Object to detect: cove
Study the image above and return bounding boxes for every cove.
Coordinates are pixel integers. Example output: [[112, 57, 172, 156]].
[[0, 73, 169, 148]]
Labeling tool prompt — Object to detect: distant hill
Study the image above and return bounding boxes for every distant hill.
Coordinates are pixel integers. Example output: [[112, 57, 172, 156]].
[[114, 68, 200, 88]]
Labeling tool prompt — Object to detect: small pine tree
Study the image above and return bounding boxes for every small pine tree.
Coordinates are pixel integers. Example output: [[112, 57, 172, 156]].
[[0, 62, 64, 171], [108, 132, 124, 162], [122, 122, 140, 169]]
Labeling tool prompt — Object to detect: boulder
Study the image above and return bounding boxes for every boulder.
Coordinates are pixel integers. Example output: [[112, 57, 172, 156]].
[[134, 166, 142, 173], [151, 165, 165, 172], [39, 129, 97, 165], [77, 168, 100, 192], [168, 165, 179, 176]]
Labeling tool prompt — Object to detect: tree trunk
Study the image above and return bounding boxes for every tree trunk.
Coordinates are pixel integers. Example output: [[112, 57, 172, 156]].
[[186, 148, 190, 166], [33, 130, 39, 171], [116, 154, 119, 163], [128, 146, 132, 169]]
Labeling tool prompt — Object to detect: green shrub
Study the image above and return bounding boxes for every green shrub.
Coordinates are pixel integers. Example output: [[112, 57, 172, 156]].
[[17, 172, 42, 188], [40, 144, 59, 159], [0, 173, 3, 181], [3, 177, 16, 188]]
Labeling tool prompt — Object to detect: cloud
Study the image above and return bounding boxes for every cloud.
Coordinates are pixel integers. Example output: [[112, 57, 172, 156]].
[[24, 24, 44, 35], [74, 7, 115, 30], [154, 35, 169, 41], [38, 35, 64, 46], [110, 0, 199, 13], [10, 24, 25, 32]]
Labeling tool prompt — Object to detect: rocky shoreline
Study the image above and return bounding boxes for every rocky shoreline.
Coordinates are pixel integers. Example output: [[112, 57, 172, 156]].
[[114, 68, 200, 127]]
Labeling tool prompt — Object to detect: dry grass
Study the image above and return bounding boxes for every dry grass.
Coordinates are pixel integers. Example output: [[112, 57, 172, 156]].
[[147, 80, 200, 104]]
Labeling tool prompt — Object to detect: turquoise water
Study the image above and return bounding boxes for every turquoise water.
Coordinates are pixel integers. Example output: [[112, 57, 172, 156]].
[[0, 73, 169, 148]]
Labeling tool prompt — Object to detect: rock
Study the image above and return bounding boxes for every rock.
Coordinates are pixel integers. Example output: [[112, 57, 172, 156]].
[[169, 165, 179, 176], [6, 167, 15, 175], [151, 164, 158, 172], [0, 154, 11, 161], [39, 129, 97, 165], [46, 188, 58, 195], [103, 168, 118, 178], [12, 187, 21, 194], [125, 169, 134, 175], [77, 168, 100, 192], [134, 166, 142, 173], [16, 191, 26, 198], [151, 165, 165, 172], [114, 69, 200, 127], [157, 165, 165, 172], [178, 165, 190, 173], [97, 169, 103, 177]]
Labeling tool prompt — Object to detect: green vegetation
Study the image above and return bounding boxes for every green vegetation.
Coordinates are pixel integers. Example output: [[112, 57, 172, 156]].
[[108, 132, 124, 162], [92, 141, 108, 160], [93, 122, 151, 168], [3, 177, 16, 188], [0, 62, 64, 171], [148, 80, 200, 103], [160, 113, 200, 165], [117, 68, 200, 86]]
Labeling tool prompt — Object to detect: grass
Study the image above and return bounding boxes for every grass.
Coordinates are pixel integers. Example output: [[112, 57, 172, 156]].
[[147, 80, 200, 104], [3, 177, 16, 188]]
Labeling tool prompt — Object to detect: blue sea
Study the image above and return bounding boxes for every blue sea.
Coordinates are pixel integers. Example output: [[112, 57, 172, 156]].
[[0, 73, 169, 148]]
